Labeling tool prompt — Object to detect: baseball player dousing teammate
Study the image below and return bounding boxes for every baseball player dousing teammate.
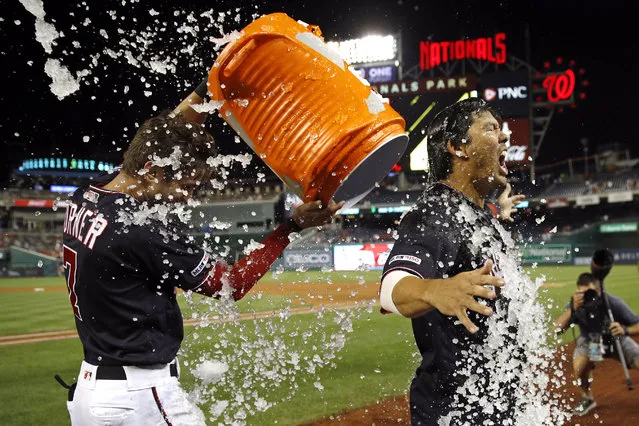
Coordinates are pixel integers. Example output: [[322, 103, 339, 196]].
[[60, 80, 343, 425]]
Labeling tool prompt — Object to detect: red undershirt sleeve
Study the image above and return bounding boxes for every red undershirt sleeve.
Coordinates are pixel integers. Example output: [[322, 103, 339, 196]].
[[194, 223, 293, 300], [486, 202, 499, 218]]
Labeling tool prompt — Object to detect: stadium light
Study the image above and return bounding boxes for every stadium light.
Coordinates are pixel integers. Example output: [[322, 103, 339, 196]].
[[326, 34, 397, 65]]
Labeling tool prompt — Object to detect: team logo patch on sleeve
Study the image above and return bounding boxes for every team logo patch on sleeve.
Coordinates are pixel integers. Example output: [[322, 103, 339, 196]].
[[191, 253, 210, 277], [388, 254, 422, 265]]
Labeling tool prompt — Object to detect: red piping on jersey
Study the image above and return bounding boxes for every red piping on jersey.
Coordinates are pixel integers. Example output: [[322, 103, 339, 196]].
[[195, 223, 293, 301], [151, 387, 173, 426]]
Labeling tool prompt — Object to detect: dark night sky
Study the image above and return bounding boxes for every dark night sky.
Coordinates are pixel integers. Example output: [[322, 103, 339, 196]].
[[1, 0, 635, 185]]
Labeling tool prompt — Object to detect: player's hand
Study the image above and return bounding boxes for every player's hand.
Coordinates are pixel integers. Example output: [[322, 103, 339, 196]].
[[572, 290, 585, 310], [423, 260, 504, 334], [497, 183, 526, 222], [609, 322, 627, 336], [291, 200, 345, 229]]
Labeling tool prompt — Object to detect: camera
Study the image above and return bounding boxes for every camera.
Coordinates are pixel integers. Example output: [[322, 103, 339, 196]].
[[581, 289, 605, 328], [582, 289, 600, 312], [580, 289, 615, 359]]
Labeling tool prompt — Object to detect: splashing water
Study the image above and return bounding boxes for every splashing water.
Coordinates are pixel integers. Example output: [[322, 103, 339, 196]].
[[18, 0, 251, 100], [442, 205, 571, 425], [180, 290, 365, 425], [19, 0, 82, 99]]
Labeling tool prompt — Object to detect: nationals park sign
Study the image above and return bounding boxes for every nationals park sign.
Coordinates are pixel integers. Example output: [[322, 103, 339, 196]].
[[370, 75, 476, 96]]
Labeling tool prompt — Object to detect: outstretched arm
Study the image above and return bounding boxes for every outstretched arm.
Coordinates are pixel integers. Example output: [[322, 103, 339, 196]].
[[195, 200, 343, 300], [384, 260, 504, 334]]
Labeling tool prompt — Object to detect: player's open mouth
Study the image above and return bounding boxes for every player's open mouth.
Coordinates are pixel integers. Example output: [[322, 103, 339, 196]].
[[498, 150, 508, 175]]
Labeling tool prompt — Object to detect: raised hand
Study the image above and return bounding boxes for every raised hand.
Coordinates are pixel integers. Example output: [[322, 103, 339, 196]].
[[497, 183, 526, 222]]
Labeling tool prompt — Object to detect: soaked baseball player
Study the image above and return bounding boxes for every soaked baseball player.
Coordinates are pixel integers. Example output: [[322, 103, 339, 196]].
[[380, 98, 524, 425], [59, 85, 343, 425]]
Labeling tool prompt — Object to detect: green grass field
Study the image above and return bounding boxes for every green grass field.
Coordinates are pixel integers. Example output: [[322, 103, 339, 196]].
[[0, 265, 637, 425]]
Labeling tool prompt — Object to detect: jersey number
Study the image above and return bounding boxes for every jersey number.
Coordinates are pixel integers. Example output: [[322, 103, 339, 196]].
[[63, 245, 82, 321]]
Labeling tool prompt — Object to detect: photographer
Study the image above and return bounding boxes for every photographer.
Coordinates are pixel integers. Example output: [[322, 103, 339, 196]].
[[554, 272, 639, 416]]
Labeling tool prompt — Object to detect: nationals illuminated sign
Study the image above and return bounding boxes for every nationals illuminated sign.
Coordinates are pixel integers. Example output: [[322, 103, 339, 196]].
[[420, 33, 507, 70]]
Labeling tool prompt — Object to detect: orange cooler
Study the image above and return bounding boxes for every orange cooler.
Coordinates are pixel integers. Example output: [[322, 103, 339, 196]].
[[208, 12, 408, 207]]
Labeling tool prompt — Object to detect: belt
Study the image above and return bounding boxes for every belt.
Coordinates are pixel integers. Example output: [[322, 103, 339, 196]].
[[95, 362, 179, 380]]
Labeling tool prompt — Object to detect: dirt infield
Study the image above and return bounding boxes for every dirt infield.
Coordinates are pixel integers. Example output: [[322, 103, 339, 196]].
[[306, 339, 639, 426]]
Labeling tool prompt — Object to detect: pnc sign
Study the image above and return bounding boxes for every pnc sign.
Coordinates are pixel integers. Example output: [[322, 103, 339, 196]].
[[420, 33, 507, 70], [479, 71, 529, 117], [483, 86, 527, 101]]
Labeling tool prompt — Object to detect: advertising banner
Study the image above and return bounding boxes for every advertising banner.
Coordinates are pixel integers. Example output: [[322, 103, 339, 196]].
[[353, 65, 398, 83], [576, 249, 639, 265], [607, 191, 633, 203], [13, 199, 55, 208], [575, 195, 600, 206], [600, 222, 638, 233], [370, 75, 476, 97], [282, 245, 333, 270], [478, 70, 529, 117], [521, 244, 572, 265], [333, 243, 394, 271], [547, 198, 570, 208], [503, 118, 530, 164], [612, 249, 639, 265]]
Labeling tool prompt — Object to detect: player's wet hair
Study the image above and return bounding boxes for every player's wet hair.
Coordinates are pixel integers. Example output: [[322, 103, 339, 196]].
[[577, 272, 600, 288], [122, 111, 216, 183], [426, 98, 500, 181]]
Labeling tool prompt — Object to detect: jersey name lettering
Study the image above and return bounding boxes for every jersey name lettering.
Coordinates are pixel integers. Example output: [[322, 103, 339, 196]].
[[64, 202, 109, 249]]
